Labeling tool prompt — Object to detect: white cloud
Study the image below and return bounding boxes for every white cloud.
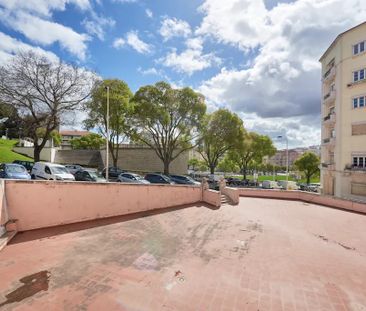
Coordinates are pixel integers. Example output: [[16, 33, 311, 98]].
[[0, 31, 59, 64], [0, 1, 91, 60], [138, 67, 160, 75], [145, 9, 153, 18], [0, 0, 91, 16], [82, 12, 115, 41], [159, 17, 191, 41], [113, 37, 126, 49], [160, 37, 220, 75], [113, 31, 152, 54], [197, 0, 366, 147], [0, 10, 89, 60], [126, 31, 151, 54]]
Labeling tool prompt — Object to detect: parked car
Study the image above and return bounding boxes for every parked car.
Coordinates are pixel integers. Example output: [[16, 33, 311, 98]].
[[308, 183, 321, 193], [12, 160, 34, 172], [65, 164, 84, 175], [226, 177, 242, 186], [117, 172, 150, 184], [0, 163, 31, 180], [262, 180, 281, 189], [74, 169, 106, 182], [277, 180, 299, 190], [168, 174, 200, 185], [31, 162, 75, 181], [102, 166, 125, 179], [144, 173, 174, 184]]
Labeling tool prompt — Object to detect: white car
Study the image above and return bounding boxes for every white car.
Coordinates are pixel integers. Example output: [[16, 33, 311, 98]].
[[262, 180, 281, 189], [31, 162, 75, 181]]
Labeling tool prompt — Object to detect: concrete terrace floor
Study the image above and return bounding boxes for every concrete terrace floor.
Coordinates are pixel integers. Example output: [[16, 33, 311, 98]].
[[0, 198, 366, 311]]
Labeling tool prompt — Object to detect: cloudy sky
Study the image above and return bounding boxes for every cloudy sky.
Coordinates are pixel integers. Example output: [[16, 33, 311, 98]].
[[0, 0, 365, 148]]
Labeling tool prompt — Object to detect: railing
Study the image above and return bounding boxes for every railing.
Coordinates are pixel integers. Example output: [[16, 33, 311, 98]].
[[323, 93, 331, 100], [323, 68, 332, 79], [345, 164, 366, 172], [323, 112, 335, 122]]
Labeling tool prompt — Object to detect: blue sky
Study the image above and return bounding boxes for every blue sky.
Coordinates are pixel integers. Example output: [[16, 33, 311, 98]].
[[0, 0, 365, 148]]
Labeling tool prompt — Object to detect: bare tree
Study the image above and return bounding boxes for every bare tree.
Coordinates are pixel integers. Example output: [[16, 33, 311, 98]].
[[0, 51, 95, 161]]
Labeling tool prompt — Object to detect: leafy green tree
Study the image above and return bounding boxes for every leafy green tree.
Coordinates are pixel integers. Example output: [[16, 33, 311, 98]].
[[197, 160, 208, 172], [70, 133, 105, 150], [198, 109, 245, 174], [36, 128, 61, 147], [228, 132, 276, 179], [131, 81, 206, 174], [84, 79, 133, 167], [217, 156, 239, 173], [0, 102, 23, 139], [294, 152, 320, 184], [188, 158, 200, 171]]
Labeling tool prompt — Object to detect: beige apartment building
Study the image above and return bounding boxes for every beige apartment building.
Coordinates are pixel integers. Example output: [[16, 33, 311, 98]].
[[320, 22, 366, 201]]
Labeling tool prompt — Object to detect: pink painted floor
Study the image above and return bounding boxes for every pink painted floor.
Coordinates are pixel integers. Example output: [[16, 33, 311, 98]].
[[0, 198, 366, 311]]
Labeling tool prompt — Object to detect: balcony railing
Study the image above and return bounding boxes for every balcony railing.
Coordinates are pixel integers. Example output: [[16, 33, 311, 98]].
[[323, 112, 336, 124], [322, 162, 335, 169], [345, 164, 366, 172], [323, 66, 335, 83], [322, 137, 336, 146], [323, 89, 336, 104]]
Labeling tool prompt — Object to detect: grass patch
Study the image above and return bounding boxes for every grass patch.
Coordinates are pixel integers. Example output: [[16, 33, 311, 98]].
[[0, 139, 33, 163]]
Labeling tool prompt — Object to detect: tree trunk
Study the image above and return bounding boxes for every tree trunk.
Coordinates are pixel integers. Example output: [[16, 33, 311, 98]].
[[242, 164, 247, 180], [306, 174, 310, 185], [33, 145, 41, 162], [163, 161, 170, 175], [210, 165, 215, 175]]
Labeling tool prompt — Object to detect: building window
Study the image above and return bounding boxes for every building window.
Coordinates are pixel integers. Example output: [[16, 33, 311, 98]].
[[360, 97, 365, 107], [352, 96, 366, 109], [353, 157, 358, 166], [353, 41, 366, 55], [353, 69, 366, 83], [353, 156, 366, 168], [361, 69, 365, 80]]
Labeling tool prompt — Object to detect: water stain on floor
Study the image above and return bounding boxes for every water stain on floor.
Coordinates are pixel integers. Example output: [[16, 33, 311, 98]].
[[0, 270, 50, 307]]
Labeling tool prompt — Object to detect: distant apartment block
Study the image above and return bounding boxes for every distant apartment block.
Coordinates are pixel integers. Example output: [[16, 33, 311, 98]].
[[267, 146, 320, 167], [59, 130, 91, 150], [320, 22, 366, 200]]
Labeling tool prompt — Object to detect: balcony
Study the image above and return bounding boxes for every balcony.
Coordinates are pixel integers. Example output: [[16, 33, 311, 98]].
[[322, 162, 335, 170], [323, 112, 336, 126], [323, 89, 336, 105], [322, 136, 335, 147], [345, 164, 366, 172], [322, 66, 335, 83]]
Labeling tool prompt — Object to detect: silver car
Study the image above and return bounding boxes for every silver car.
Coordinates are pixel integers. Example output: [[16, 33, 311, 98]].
[[117, 172, 150, 184]]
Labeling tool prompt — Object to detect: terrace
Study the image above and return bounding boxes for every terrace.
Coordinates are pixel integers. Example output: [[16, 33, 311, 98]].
[[0, 182, 366, 310]]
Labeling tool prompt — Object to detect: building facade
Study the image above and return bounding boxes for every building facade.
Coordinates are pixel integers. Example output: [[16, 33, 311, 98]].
[[59, 130, 91, 150], [320, 22, 366, 200], [267, 146, 320, 167]]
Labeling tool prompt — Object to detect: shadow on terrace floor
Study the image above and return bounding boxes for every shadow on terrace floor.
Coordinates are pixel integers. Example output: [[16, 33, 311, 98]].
[[9, 202, 219, 245]]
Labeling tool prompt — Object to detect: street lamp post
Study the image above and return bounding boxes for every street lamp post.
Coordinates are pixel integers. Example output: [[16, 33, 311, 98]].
[[277, 135, 289, 190], [105, 86, 110, 182]]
